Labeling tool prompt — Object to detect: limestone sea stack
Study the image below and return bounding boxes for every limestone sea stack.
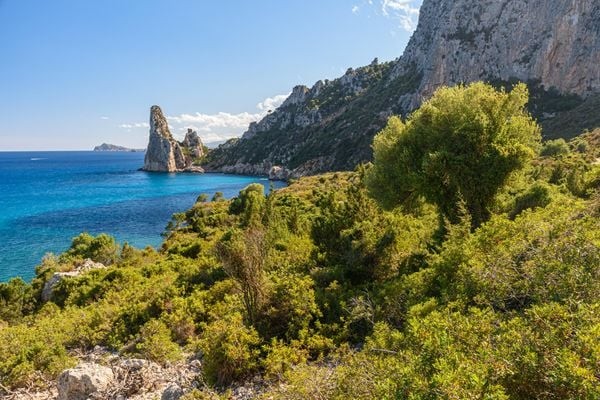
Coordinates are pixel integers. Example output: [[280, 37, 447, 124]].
[[142, 105, 205, 173], [182, 128, 206, 159]]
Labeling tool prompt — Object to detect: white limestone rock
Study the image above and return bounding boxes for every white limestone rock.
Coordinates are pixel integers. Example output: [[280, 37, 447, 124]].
[[393, 0, 600, 108], [182, 128, 205, 159], [41, 259, 106, 302], [57, 362, 114, 400], [143, 106, 206, 172], [143, 105, 187, 172]]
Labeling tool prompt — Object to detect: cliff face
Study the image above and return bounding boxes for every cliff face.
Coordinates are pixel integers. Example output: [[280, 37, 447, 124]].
[[204, 0, 600, 177], [394, 0, 600, 110], [143, 106, 205, 173]]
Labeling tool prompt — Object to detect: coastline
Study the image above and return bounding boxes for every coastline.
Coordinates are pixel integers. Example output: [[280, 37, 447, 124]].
[[0, 150, 286, 282]]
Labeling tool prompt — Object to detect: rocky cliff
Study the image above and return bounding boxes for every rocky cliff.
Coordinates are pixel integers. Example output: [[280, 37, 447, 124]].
[[143, 106, 205, 173], [393, 0, 600, 110], [204, 0, 600, 177]]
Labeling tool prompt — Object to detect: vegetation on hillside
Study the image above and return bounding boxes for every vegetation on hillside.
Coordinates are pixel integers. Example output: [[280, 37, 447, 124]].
[[1, 83, 599, 399], [204, 61, 423, 173]]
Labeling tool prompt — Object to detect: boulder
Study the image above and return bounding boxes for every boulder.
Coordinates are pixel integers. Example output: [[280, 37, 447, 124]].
[[57, 362, 114, 400], [161, 383, 184, 400], [118, 358, 149, 371], [268, 166, 291, 180], [41, 259, 106, 302]]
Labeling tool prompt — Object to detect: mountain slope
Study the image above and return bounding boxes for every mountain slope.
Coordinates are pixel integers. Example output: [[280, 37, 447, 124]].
[[205, 0, 600, 177]]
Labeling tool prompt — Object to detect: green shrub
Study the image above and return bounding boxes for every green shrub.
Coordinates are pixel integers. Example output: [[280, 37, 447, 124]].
[[451, 202, 600, 311], [0, 278, 34, 323], [211, 191, 225, 202], [196, 193, 209, 203], [260, 273, 320, 340], [62, 233, 120, 265], [509, 182, 553, 218], [262, 339, 308, 381], [198, 312, 260, 386], [541, 138, 570, 157], [135, 319, 182, 364], [229, 183, 266, 227]]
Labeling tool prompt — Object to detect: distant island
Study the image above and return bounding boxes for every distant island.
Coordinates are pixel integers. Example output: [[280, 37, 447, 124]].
[[93, 143, 145, 152]]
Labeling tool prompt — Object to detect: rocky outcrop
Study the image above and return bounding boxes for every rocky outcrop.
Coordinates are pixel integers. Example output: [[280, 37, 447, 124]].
[[143, 106, 186, 172], [392, 0, 600, 111], [161, 383, 184, 400], [143, 106, 205, 173], [50, 349, 202, 400], [42, 259, 106, 302], [209, 161, 293, 180], [24, 347, 266, 400], [57, 362, 114, 400], [204, 0, 600, 177], [182, 129, 205, 159]]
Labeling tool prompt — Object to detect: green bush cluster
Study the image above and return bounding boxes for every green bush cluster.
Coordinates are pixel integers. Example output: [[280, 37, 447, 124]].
[[1, 83, 599, 398]]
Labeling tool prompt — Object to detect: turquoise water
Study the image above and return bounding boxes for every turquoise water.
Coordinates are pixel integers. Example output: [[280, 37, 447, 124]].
[[0, 151, 284, 282]]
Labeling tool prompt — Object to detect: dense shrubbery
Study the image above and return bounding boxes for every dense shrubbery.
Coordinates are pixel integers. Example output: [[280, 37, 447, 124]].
[[0, 83, 599, 398]]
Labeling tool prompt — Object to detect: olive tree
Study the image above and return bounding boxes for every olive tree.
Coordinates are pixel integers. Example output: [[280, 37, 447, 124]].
[[366, 82, 541, 228]]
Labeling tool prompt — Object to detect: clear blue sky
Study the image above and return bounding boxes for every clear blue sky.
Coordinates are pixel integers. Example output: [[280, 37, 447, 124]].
[[0, 0, 422, 150]]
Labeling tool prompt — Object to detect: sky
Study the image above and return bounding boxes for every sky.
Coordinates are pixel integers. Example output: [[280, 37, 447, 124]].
[[0, 0, 423, 150]]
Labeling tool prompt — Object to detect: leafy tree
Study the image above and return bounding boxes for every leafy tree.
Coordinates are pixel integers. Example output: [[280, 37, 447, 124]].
[[62, 233, 120, 265], [229, 183, 266, 227], [366, 82, 541, 228]]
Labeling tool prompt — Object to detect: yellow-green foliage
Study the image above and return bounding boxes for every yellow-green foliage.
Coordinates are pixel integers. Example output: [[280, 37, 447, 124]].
[[367, 82, 541, 228], [135, 319, 182, 364], [197, 312, 261, 386], [0, 84, 599, 399], [261, 339, 308, 381], [62, 232, 120, 265]]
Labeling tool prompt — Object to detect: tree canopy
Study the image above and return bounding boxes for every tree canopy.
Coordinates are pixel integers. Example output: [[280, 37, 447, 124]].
[[366, 82, 541, 227]]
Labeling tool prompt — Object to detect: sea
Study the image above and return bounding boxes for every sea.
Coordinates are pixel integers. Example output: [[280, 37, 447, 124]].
[[0, 151, 285, 282]]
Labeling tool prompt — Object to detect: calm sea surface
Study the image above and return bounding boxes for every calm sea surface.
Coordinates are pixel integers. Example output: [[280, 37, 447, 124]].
[[0, 151, 284, 281]]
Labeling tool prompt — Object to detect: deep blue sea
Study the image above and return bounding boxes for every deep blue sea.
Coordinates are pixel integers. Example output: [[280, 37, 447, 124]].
[[0, 151, 284, 282]]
